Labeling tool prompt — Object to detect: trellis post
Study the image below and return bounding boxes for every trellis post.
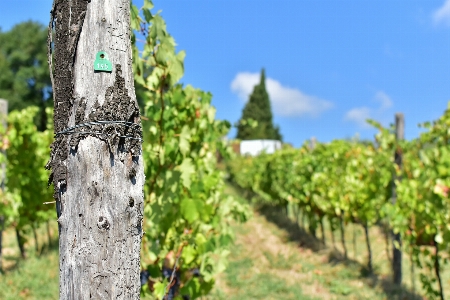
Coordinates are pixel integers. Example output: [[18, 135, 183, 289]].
[[392, 113, 404, 285], [47, 1, 144, 298]]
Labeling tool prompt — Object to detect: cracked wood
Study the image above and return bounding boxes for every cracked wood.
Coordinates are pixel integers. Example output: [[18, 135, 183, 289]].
[[48, 1, 144, 299]]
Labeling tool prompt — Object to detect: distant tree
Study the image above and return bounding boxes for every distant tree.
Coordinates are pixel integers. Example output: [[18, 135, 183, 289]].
[[0, 21, 51, 130], [236, 68, 282, 141]]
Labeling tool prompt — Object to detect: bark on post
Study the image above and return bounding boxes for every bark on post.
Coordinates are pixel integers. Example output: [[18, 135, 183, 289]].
[[15, 228, 26, 259], [319, 217, 325, 245], [330, 222, 336, 249], [434, 243, 444, 300], [309, 136, 317, 150], [308, 137, 317, 238], [363, 224, 372, 274], [392, 113, 403, 285], [47, 1, 144, 299], [339, 216, 348, 259]]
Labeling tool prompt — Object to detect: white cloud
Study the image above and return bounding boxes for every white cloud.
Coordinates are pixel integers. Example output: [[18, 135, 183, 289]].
[[231, 73, 259, 100], [344, 107, 372, 128], [374, 91, 393, 110], [231, 72, 333, 117], [433, 0, 450, 25], [344, 91, 394, 128]]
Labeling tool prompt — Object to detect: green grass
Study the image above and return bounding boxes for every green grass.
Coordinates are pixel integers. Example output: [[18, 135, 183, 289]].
[[208, 184, 435, 300], [225, 257, 306, 297], [0, 250, 59, 300], [0, 222, 59, 300], [1, 184, 449, 299], [209, 256, 316, 300], [262, 250, 296, 270]]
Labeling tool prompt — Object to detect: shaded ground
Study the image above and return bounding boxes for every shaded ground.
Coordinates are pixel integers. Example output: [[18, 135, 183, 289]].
[[0, 222, 59, 300], [208, 184, 448, 300], [1, 185, 449, 299]]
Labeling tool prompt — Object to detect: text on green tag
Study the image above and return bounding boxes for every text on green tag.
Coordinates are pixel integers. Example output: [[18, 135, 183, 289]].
[[94, 51, 112, 72]]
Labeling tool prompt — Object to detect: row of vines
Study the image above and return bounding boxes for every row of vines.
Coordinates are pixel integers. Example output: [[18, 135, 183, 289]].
[[0, 1, 249, 300], [228, 108, 450, 299]]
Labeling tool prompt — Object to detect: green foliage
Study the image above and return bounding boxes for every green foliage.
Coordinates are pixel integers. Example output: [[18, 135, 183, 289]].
[[379, 104, 450, 298], [0, 106, 53, 259], [0, 221, 59, 299], [0, 115, 19, 229], [229, 110, 450, 299], [0, 2, 248, 298], [229, 137, 393, 227], [236, 69, 282, 141], [131, 1, 250, 298], [5, 107, 53, 234], [0, 21, 52, 130]]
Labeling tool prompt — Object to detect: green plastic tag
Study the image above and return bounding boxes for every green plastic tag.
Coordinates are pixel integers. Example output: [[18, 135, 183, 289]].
[[94, 51, 112, 72]]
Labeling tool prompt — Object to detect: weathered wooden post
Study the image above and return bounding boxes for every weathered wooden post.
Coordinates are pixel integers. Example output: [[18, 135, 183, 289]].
[[392, 113, 403, 285], [0, 99, 7, 273], [308, 137, 318, 238], [309, 136, 317, 150], [47, 1, 144, 298]]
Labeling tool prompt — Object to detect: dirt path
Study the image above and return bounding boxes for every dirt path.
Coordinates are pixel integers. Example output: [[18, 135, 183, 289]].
[[208, 187, 426, 300]]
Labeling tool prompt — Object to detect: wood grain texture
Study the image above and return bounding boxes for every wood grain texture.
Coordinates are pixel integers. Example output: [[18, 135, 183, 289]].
[[392, 113, 404, 285], [49, 1, 145, 299]]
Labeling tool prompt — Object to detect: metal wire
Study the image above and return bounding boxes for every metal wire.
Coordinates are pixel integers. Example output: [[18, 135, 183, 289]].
[[55, 120, 142, 141]]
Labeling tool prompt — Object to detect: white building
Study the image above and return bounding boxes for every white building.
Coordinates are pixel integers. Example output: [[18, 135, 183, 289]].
[[240, 140, 282, 156]]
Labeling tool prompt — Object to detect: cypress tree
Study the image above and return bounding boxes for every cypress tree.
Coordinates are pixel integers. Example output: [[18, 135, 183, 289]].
[[236, 69, 282, 141]]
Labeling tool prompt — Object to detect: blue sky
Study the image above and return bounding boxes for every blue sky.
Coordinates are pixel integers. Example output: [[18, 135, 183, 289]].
[[1, 0, 450, 146]]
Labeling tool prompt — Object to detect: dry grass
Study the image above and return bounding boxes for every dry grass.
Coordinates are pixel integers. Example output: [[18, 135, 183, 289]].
[[1, 184, 449, 300], [0, 221, 59, 300], [208, 184, 447, 300]]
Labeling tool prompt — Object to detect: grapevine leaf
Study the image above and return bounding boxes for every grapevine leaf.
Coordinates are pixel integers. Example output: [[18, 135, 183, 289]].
[[179, 126, 191, 156], [143, 9, 153, 24], [153, 281, 166, 299], [130, 4, 141, 31], [143, 0, 154, 10], [181, 199, 199, 223], [178, 158, 195, 188], [181, 245, 197, 264], [435, 233, 443, 244]]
